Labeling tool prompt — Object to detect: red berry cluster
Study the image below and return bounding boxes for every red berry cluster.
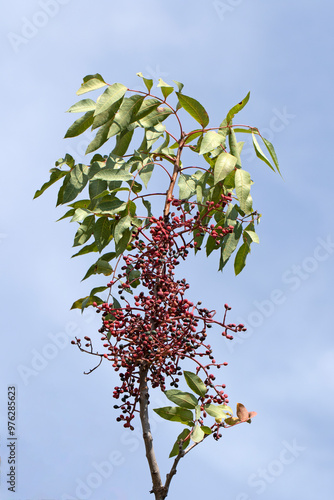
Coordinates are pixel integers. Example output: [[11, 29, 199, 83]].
[[72, 198, 246, 429]]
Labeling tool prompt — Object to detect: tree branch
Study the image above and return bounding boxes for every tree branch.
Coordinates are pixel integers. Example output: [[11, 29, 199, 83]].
[[139, 365, 166, 499], [163, 134, 186, 219], [163, 444, 185, 496]]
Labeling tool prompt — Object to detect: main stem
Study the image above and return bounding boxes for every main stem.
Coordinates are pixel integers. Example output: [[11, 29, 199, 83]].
[[163, 135, 185, 219], [139, 365, 166, 499], [139, 135, 187, 499]]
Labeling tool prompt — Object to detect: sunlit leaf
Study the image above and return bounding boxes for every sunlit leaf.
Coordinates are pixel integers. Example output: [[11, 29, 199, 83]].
[[76, 74, 107, 96], [66, 99, 96, 113], [153, 406, 194, 426], [199, 131, 224, 155], [136, 72, 153, 92], [226, 92, 250, 124], [94, 83, 127, 116], [157, 78, 174, 99], [214, 152, 237, 184], [191, 424, 205, 443], [262, 136, 281, 176], [164, 390, 198, 409], [235, 169, 252, 214], [183, 371, 207, 397], [176, 93, 209, 128], [252, 133, 275, 172]]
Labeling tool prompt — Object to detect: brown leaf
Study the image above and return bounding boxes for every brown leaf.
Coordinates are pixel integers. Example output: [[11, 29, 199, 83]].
[[237, 403, 257, 422]]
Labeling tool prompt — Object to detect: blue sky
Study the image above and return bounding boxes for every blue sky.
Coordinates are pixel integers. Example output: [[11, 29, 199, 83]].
[[1, 1, 333, 499]]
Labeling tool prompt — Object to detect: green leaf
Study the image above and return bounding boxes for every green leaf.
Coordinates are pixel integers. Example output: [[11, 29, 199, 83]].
[[90, 285, 108, 296], [85, 119, 113, 154], [139, 161, 154, 188], [183, 371, 207, 397], [262, 136, 281, 176], [178, 174, 196, 200], [219, 221, 242, 270], [176, 93, 209, 128], [235, 169, 252, 214], [99, 251, 116, 263], [138, 106, 173, 128], [191, 424, 205, 443], [228, 129, 241, 166], [142, 199, 152, 220], [136, 72, 153, 92], [126, 266, 140, 287], [225, 417, 240, 426], [73, 215, 95, 247], [92, 98, 123, 130], [56, 175, 71, 205], [71, 295, 104, 311], [184, 130, 203, 145], [82, 258, 112, 281], [206, 235, 217, 257], [62, 164, 90, 204], [92, 167, 132, 182], [66, 99, 96, 113], [219, 404, 233, 415], [201, 426, 212, 435], [114, 215, 132, 244], [71, 241, 98, 258], [157, 78, 174, 99], [199, 131, 224, 155], [195, 405, 201, 421], [55, 153, 75, 169], [214, 152, 237, 184], [252, 133, 275, 172], [226, 92, 250, 124], [133, 98, 161, 122], [94, 82, 127, 116], [204, 404, 230, 420], [107, 95, 145, 137], [153, 406, 194, 426], [115, 228, 131, 256], [33, 169, 68, 199], [89, 179, 108, 200], [57, 208, 75, 221], [169, 429, 190, 458], [217, 117, 229, 146], [69, 199, 92, 209], [70, 208, 92, 222], [164, 390, 198, 409], [94, 198, 127, 215], [244, 230, 259, 244], [145, 123, 165, 149], [231, 127, 255, 134], [234, 242, 250, 275], [173, 80, 184, 92], [93, 217, 111, 252], [223, 170, 235, 190], [112, 129, 134, 156], [76, 74, 107, 96]]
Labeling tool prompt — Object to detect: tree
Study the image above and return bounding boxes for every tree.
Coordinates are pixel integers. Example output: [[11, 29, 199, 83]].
[[34, 72, 280, 499]]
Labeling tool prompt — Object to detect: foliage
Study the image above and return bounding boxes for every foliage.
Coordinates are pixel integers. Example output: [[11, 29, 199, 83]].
[[35, 73, 279, 499]]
